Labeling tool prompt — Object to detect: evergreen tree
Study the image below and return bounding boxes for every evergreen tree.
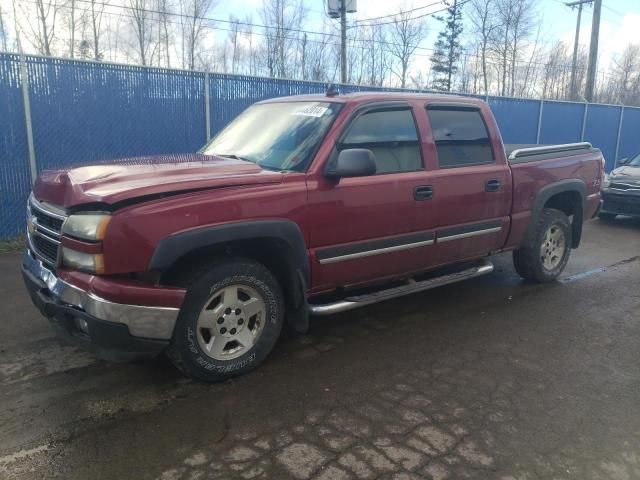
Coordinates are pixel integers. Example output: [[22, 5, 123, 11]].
[[430, 0, 464, 92]]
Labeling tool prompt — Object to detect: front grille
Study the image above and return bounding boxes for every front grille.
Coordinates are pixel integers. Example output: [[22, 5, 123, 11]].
[[610, 182, 640, 191], [27, 196, 67, 268], [31, 207, 64, 232], [32, 234, 59, 265], [602, 194, 640, 216]]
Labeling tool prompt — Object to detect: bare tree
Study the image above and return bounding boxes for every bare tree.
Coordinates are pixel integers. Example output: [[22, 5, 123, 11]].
[[387, 8, 426, 88], [468, 0, 499, 94], [62, 0, 84, 57], [86, 0, 105, 60], [459, 46, 482, 94], [260, 0, 306, 78], [20, 0, 60, 55], [494, 0, 513, 95], [609, 44, 640, 105], [228, 15, 241, 73], [494, 0, 536, 96], [180, 0, 215, 70], [0, 2, 8, 51], [156, 0, 172, 67], [541, 41, 568, 99], [100, 5, 124, 62], [129, 0, 154, 65], [508, 0, 535, 96], [410, 71, 426, 90], [38, 0, 58, 55], [305, 29, 332, 82], [242, 14, 256, 75], [362, 22, 389, 86], [347, 25, 365, 84]]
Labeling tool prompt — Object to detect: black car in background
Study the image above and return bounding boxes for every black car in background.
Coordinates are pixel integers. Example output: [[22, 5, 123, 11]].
[[600, 152, 640, 220]]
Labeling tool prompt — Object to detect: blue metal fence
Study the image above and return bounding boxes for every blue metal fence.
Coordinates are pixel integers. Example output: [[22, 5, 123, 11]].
[[539, 101, 585, 146], [489, 97, 541, 145], [0, 54, 30, 239], [1, 52, 640, 240], [584, 104, 623, 173], [617, 107, 640, 163], [27, 55, 207, 170]]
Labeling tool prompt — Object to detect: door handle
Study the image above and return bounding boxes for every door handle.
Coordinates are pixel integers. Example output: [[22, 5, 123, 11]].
[[485, 179, 501, 192], [414, 185, 433, 201]]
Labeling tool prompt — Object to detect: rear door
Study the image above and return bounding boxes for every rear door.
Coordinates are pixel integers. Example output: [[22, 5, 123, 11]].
[[306, 102, 437, 291], [423, 103, 511, 265]]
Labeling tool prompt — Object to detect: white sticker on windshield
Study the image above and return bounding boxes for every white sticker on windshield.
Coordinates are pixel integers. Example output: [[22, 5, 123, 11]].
[[291, 105, 330, 117]]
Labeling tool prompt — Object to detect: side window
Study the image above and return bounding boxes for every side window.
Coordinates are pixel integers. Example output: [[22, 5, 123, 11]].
[[340, 108, 423, 174], [426, 107, 495, 168]]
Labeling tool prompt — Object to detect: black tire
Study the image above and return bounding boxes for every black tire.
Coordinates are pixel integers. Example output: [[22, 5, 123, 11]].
[[513, 208, 572, 283], [598, 212, 617, 221], [166, 257, 284, 382]]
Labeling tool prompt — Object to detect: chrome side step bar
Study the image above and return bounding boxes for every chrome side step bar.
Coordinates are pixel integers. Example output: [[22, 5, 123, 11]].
[[308, 259, 494, 316]]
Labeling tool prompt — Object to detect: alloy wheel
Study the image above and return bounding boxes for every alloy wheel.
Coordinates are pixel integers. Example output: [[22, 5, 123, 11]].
[[540, 224, 566, 271], [196, 284, 267, 361]]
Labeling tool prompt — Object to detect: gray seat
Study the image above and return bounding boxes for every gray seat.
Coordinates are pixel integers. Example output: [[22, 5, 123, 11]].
[[369, 145, 422, 173]]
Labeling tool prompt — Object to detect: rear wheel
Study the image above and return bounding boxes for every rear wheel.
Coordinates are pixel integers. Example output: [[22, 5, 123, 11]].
[[166, 258, 284, 382], [513, 208, 572, 283], [598, 212, 617, 221]]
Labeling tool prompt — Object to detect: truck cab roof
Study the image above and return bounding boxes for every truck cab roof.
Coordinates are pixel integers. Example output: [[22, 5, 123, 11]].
[[258, 91, 485, 106]]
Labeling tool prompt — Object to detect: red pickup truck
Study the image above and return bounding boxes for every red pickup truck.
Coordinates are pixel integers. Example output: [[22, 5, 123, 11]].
[[23, 92, 603, 381]]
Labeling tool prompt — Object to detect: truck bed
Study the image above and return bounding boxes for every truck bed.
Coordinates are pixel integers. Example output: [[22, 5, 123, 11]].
[[505, 143, 600, 163], [503, 142, 604, 250]]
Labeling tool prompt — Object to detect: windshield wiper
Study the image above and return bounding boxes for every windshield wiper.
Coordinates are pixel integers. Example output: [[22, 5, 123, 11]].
[[215, 153, 255, 163], [216, 153, 292, 172], [213, 153, 293, 172]]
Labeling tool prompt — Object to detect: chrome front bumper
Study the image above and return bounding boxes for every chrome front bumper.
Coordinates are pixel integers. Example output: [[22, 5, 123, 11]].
[[23, 250, 179, 340]]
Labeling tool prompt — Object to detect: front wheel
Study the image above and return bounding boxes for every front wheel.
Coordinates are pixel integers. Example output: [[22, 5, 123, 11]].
[[166, 258, 284, 382], [513, 208, 572, 283]]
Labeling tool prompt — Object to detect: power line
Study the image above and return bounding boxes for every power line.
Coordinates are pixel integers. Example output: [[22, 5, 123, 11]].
[[353, 0, 445, 23], [351, 0, 471, 28], [602, 4, 625, 17]]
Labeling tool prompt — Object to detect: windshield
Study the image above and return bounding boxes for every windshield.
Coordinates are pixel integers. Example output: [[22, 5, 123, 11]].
[[628, 152, 640, 167], [201, 101, 341, 172]]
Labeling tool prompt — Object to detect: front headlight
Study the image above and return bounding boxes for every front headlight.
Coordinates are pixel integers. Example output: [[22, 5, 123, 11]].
[[601, 174, 610, 190], [62, 213, 111, 241], [62, 247, 105, 274]]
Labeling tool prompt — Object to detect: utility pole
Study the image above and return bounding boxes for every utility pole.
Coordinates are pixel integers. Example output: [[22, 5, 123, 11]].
[[327, 0, 355, 83], [340, 0, 347, 84], [585, 0, 602, 102], [565, 0, 593, 100]]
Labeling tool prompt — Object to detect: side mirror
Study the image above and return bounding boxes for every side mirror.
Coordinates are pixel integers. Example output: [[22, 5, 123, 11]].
[[617, 157, 629, 166], [325, 148, 377, 178]]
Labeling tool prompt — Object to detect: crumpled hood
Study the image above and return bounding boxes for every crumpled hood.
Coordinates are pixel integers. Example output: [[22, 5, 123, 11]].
[[33, 153, 283, 208], [610, 165, 640, 185]]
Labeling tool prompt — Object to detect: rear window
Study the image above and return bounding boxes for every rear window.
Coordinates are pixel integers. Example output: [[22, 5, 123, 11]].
[[426, 107, 495, 168]]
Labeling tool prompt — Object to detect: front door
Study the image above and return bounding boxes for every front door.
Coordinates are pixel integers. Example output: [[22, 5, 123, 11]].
[[306, 103, 437, 292]]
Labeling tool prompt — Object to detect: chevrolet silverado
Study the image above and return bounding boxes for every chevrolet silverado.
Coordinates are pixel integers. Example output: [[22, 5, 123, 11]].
[[23, 92, 604, 381]]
